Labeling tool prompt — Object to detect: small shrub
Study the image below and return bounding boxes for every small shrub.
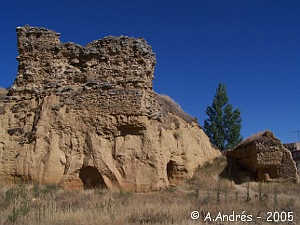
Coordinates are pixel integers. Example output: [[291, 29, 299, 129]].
[[173, 131, 180, 140], [128, 210, 171, 224], [258, 182, 263, 203], [32, 183, 40, 198], [285, 198, 295, 212], [165, 186, 177, 193], [245, 181, 251, 202], [94, 188, 105, 196], [187, 188, 199, 199], [113, 190, 133, 199], [216, 179, 221, 204], [201, 193, 211, 205], [202, 161, 212, 169], [273, 191, 278, 210], [8, 208, 19, 224], [41, 184, 59, 195], [157, 94, 197, 124], [173, 118, 180, 129], [2, 185, 30, 224], [32, 183, 59, 197]]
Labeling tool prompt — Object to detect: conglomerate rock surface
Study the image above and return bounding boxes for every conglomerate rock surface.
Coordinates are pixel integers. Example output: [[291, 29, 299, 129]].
[[0, 25, 220, 191]]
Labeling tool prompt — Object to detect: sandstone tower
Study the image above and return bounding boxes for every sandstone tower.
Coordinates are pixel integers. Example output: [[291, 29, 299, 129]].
[[0, 26, 220, 191]]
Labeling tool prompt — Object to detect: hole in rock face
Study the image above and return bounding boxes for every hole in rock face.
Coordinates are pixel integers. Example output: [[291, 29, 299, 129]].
[[167, 160, 176, 182], [167, 160, 188, 184], [79, 166, 107, 189]]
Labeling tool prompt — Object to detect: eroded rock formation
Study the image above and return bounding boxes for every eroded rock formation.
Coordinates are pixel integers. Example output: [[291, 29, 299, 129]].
[[0, 88, 7, 102], [0, 25, 220, 191], [225, 130, 299, 183]]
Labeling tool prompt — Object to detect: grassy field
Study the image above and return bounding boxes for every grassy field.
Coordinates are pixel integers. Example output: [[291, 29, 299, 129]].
[[0, 156, 299, 225]]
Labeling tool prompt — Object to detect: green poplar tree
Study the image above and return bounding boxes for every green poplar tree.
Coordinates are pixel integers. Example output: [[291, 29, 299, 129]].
[[204, 82, 243, 151]]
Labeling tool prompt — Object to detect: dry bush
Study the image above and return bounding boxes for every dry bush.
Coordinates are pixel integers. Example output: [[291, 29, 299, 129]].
[[188, 156, 232, 190], [157, 94, 197, 124]]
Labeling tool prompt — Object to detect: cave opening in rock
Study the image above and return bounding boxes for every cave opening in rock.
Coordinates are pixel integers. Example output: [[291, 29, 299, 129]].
[[79, 166, 107, 189], [167, 160, 176, 183]]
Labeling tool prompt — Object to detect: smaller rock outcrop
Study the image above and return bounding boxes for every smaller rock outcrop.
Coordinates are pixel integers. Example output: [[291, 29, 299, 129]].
[[225, 130, 299, 183]]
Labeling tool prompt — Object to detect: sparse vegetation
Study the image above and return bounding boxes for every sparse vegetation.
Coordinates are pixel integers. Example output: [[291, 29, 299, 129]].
[[173, 131, 180, 140], [157, 94, 197, 125], [0, 157, 299, 225], [0, 184, 30, 224]]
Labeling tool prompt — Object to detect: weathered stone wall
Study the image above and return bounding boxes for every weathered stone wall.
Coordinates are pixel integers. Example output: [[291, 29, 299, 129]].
[[0, 26, 220, 191], [14, 25, 155, 90]]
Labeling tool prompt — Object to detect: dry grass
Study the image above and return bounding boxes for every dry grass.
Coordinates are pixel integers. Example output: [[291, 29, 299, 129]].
[[1, 157, 299, 225], [157, 94, 197, 125]]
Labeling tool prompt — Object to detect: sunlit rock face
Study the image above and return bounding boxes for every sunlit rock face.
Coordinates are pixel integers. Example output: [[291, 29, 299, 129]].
[[225, 130, 299, 184], [0, 25, 220, 191]]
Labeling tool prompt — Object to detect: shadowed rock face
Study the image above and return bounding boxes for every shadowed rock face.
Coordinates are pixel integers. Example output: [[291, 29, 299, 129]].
[[0, 25, 220, 191], [225, 130, 299, 183]]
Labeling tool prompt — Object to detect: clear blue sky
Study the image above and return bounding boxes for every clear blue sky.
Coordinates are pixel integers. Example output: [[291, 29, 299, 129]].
[[1, 0, 299, 143]]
